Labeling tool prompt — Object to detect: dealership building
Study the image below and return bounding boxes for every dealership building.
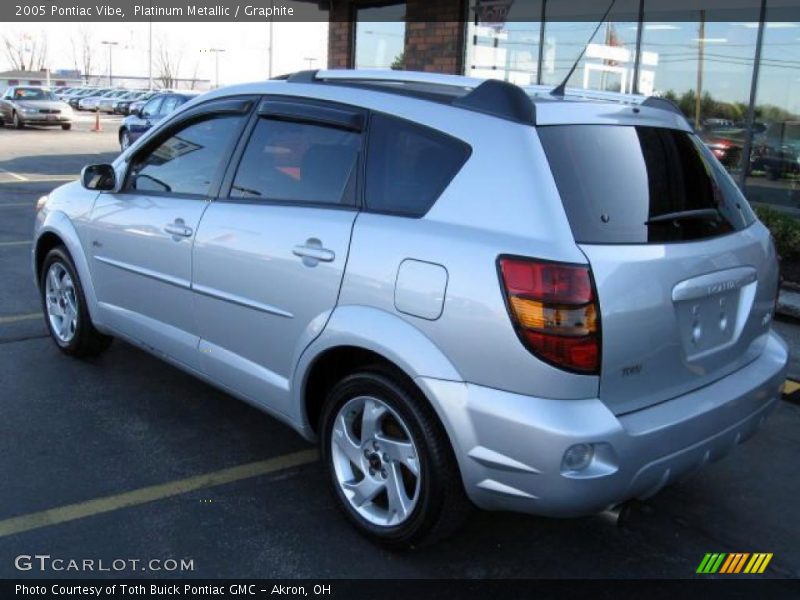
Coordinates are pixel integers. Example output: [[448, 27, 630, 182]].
[[327, 0, 799, 215]]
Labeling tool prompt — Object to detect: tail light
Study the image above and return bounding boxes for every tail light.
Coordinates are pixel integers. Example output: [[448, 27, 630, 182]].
[[498, 256, 601, 374]]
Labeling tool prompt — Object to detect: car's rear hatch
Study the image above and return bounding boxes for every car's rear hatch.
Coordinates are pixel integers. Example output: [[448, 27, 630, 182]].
[[538, 124, 778, 414]]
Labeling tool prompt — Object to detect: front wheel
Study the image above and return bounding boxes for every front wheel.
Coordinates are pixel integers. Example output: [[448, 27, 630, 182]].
[[12, 112, 24, 129], [320, 368, 470, 548], [61, 123, 72, 131], [40, 246, 112, 357]]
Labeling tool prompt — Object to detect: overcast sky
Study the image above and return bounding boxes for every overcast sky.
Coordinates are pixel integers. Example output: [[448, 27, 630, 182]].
[[3, 21, 329, 85]]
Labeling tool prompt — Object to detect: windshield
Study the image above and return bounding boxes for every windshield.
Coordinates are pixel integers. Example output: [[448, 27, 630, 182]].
[[14, 88, 57, 101], [538, 124, 756, 244]]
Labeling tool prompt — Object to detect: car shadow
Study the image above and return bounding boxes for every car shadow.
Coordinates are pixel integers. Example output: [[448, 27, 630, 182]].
[[0, 153, 119, 176]]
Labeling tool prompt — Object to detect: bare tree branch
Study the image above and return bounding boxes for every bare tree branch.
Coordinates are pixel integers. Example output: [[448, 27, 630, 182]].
[[1, 29, 48, 72], [155, 36, 183, 89], [70, 26, 95, 83]]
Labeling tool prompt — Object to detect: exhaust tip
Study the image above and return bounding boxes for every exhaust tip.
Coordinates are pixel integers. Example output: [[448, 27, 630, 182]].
[[598, 501, 634, 527]]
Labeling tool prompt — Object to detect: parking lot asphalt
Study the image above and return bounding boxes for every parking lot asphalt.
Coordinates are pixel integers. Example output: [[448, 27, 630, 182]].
[[0, 125, 799, 580]]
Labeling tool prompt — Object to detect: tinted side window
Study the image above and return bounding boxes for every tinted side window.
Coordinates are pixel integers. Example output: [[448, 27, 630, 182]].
[[160, 95, 182, 115], [126, 114, 245, 196], [141, 97, 163, 117], [538, 125, 755, 244], [230, 118, 360, 206], [365, 114, 470, 217]]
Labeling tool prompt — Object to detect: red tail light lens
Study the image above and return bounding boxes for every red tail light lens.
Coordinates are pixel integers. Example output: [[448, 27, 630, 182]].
[[498, 257, 601, 374]]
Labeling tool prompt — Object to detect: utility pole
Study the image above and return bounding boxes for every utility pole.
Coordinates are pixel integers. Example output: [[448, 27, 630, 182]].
[[201, 48, 226, 88], [101, 41, 119, 86], [148, 21, 153, 90], [695, 11, 705, 129], [267, 10, 274, 78]]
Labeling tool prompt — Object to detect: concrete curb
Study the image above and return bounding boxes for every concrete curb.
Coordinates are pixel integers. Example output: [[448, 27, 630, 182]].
[[777, 288, 800, 320]]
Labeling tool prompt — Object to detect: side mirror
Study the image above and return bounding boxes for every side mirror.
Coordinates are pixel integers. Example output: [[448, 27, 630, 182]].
[[131, 107, 141, 117], [81, 164, 116, 191]]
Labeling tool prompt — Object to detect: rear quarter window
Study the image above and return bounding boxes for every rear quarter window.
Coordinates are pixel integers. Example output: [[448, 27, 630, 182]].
[[365, 114, 470, 217], [538, 124, 755, 244]]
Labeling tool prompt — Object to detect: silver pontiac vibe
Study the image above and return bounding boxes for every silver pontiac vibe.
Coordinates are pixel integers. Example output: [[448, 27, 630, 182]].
[[32, 70, 788, 547]]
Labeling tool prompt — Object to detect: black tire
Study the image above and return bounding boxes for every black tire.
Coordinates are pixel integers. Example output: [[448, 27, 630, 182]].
[[12, 112, 24, 129], [119, 128, 130, 150], [39, 246, 112, 357], [61, 123, 72, 131], [320, 367, 471, 548]]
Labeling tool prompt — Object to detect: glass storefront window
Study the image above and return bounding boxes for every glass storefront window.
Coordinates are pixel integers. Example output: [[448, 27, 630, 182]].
[[743, 20, 800, 215], [541, 0, 640, 92], [638, 2, 761, 178], [465, 1, 542, 85], [354, 4, 406, 69]]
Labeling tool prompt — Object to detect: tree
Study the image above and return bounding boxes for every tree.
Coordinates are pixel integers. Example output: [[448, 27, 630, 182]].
[[2, 29, 48, 72], [155, 37, 183, 89], [390, 51, 405, 71], [70, 26, 95, 84]]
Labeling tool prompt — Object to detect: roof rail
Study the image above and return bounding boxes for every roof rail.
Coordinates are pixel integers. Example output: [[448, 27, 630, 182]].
[[453, 79, 535, 125], [280, 69, 535, 125], [313, 69, 484, 89], [640, 96, 685, 118], [286, 70, 319, 83], [525, 84, 646, 105]]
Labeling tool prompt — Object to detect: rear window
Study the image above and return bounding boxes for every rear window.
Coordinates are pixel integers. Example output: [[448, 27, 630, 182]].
[[365, 114, 470, 217], [538, 125, 755, 244]]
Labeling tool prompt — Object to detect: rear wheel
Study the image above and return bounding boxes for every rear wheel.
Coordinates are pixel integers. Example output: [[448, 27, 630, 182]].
[[40, 246, 112, 357], [320, 368, 470, 548]]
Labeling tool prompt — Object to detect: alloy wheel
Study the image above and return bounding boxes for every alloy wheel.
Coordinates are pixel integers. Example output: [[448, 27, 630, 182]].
[[330, 395, 421, 527], [45, 262, 78, 343]]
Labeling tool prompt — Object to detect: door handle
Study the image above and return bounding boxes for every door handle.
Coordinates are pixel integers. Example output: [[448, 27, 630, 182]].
[[164, 219, 193, 238], [293, 240, 335, 264]]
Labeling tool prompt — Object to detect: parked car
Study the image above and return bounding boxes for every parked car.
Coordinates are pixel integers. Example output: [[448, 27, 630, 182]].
[[701, 132, 743, 170], [69, 87, 107, 109], [97, 90, 133, 114], [112, 91, 149, 115], [33, 71, 788, 548], [118, 91, 200, 149], [79, 89, 123, 112], [0, 86, 73, 130], [753, 121, 800, 180]]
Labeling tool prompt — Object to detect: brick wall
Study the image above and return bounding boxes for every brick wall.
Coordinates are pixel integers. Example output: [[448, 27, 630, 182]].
[[328, 2, 354, 69], [326, 0, 465, 74], [404, 1, 465, 74]]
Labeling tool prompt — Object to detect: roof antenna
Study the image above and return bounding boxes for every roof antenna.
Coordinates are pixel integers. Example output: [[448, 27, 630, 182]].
[[550, 0, 617, 97]]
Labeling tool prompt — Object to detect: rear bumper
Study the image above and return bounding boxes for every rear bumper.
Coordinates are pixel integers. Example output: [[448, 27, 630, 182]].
[[417, 330, 788, 517]]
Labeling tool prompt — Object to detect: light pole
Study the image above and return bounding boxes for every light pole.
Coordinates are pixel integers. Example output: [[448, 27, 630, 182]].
[[101, 41, 119, 87], [201, 48, 226, 88], [148, 21, 153, 90], [304, 57, 317, 69]]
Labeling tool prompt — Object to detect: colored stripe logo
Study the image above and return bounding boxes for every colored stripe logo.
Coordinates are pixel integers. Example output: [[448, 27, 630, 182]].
[[697, 552, 773, 574]]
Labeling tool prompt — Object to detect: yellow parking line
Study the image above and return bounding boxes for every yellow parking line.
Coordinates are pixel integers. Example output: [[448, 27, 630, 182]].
[[0, 240, 32, 247], [784, 380, 800, 396], [0, 449, 318, 539], [0, 312, 42, 324]]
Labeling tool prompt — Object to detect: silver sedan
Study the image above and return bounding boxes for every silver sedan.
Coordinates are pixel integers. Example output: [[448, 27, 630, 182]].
[[0, 86, 73, 130]]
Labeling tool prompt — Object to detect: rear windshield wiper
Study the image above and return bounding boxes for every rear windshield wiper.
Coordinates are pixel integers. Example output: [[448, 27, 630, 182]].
[[644, 208, 722, 226]]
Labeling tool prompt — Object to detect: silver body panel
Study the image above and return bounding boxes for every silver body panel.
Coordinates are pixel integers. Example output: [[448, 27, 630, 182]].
[[33, 71, 789, 517]]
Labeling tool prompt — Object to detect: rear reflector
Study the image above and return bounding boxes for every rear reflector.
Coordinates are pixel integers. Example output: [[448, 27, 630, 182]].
[[499, 257, 601, 374]]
